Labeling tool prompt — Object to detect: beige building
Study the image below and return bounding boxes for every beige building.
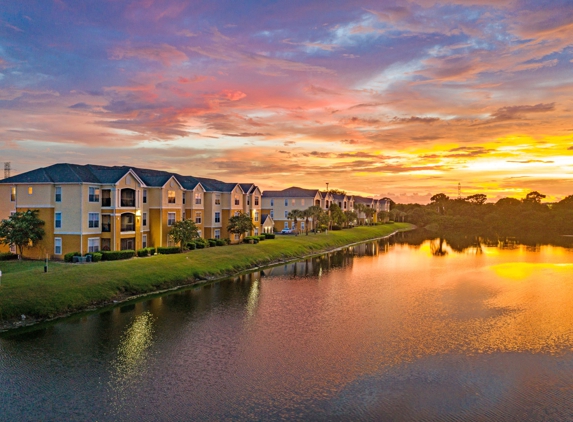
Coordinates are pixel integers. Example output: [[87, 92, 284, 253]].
[[261, 187, 324, 232]]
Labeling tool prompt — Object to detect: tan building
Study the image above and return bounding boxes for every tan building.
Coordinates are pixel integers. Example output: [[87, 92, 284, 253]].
[[262, 187, 324, 232]]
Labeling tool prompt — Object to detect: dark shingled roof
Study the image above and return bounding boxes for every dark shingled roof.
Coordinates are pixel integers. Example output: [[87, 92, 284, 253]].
[[0, 163, 236, 192], [353, 195, 374, 204], [261, 214, 273, 224], [262, 186, 321, 198]]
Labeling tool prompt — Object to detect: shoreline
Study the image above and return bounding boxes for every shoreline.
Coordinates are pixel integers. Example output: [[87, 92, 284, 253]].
[[0, 224, 414, 332]]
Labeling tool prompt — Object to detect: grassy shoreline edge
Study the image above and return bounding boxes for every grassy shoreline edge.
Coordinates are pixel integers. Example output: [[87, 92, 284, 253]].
[[0, 223, 413, 332]]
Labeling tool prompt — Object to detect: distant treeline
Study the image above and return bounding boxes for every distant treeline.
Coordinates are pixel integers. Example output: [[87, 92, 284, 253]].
[[388, 191, 573, 246]]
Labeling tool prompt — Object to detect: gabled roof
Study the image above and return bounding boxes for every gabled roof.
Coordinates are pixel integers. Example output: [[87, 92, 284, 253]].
[[176, 175, 203, 191], [332, 193, 347, 201], [239, 183, 260, 195], [195, 177, 242, 193], [263, 186, 321, 198], [261, 214, 274, 225], [353, 195, 374, 204]]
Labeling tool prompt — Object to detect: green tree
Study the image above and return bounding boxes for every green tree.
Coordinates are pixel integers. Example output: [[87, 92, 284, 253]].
[[523, 191, 546, 204], [305, 205, 323, 232], [377, 210, 390, 223], [226, 213, 255, 241], [430, 193, 450, 215], [466, 194, 487, 205], [287, 209, 304, 233], [364, 207, 376, 225], [329, 203, 346, 227], [0, 209, 45, 258], [344, 210, 357, 227], [354, 203, 366, 225], [169, 219, 200, 250]]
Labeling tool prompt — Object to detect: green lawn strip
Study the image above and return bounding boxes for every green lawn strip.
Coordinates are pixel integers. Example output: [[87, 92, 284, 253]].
[[0, 223, 412, 321]]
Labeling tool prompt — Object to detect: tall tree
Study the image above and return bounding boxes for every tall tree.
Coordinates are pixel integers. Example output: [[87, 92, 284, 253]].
[[169, 220, 200, 250], [329, 203, 346, 227], [354, 203, 366, 225], [343, 210, 357, 227], [226, 213, 255, 241], [0, 209, 45, 258], [305, 205, 323, 232], [430, 193, 450, 215], [465, 194, 487, 205], [364, 207, 376, 225], [287, 209, 304, 233], [523, 191, 546, 204]]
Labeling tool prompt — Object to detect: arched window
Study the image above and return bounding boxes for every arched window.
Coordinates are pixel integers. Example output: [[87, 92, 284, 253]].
[[120, 213, 135, 232], [121, 188, 136, 207]]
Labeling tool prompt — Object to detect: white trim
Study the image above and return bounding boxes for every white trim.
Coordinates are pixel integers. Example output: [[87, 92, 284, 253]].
[[12, 205, 54, 208], [162, 175, 184, 190], [53, 231, 83, 235], [120, 231, 136, 235], [54, 237, 62, 255], [118, 169, 147, 187]]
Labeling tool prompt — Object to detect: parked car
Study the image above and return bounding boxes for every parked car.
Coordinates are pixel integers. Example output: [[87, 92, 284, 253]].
[[280, 229, 294, 234]]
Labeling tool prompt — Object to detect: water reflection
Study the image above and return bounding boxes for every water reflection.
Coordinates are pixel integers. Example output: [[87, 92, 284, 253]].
[[3, 234, 573, 421]]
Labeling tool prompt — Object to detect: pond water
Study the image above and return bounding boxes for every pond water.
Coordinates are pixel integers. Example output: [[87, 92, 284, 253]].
[[2, 233, 573, 421]]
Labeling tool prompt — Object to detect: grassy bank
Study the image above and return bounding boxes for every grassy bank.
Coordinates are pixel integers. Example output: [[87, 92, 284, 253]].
[[0, 223, 412, 325]]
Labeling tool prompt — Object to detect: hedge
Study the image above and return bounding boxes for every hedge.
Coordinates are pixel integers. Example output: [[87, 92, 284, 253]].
[[0, 252, 18, 261], [84, 252, 102, 262], [243, 236, 259, 244], [136, 248, 148, 257], [215, 239, 226, 246], [331, 225, 342, 230], [264, 233, 276, 239], [186, 242, 196, 250], [101, 250, 135, 261], [257, 235, 266, 241], [64, 251, 81, 262], [208, 239, 217, 247], [157, 246, 180, 255]]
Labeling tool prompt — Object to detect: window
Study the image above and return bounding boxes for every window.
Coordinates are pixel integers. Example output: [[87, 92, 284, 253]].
[[121, 213, 135, 231], [167, 212, 176, 226], [270, 199, 274, 207], [284, 222, 289, 228], [234, 211, 240, 217], [195, 193, 201, 204], [143, 189, 147, 204], [292, 199, 295, 206], [195, 212, 202, 224], [254, 228, 259, 236], [214, 229, 221, 239], [55, 187, 62, 202], [55, 212, 62, 229], [214, 212, 221, 223], [89, 187, 100, 202], [301, 222, 305, 230], [234, 233, 240, 240], [102, 215, 111, 232], [182, 194, 186, 205], [254, 211, 259, 222], [284, 211, 288, 218], [54, 238, 62, 255], [270, 210, 274, 218], [28, 187, 33, 195], [247, 198, 250, 206], [255, 196, 259, 206], [284, 199, 288, 206], [291, 221, 296, 229], [88, 238, 100, 253], [168, 191, 176, 204], [101, 238, 111, 251], [344, 201, 347, 209], [234, 195, 240, 206], [102, 189, 111, 207], [301, 199, 305, 206], [142, 235, 147, 249], [88, 213, 99, 228], [215, 195, 221, 205], [142, 212, 147, 226], [197, 229, 202, 238], [10, 187, 16, 201], [121, 189, 135, 207]]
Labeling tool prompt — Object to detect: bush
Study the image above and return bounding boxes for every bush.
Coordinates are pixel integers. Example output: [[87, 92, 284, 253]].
[[64, 251, 81, 262], [157, 246, 180, 255], [137, 248, 149, 257], [243, 236, 259, 244], [264, 233, 275, 239], [224, 238, 231, 245], [146, 247, 156, 255], [257, 235, 266, 241], [331, 225, 342, 230], [195, 238, 207, 248], [196, 242, 205, 249], [0, 252, 18, 261], [208, 239, 217, 247], [101, 250, 135, 261], [215, 239, 226, 246], [186, 242, 196, 250], [91, 252, 102, 262]]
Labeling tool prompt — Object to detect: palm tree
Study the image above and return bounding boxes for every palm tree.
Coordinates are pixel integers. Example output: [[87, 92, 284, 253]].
[[364, 207, 376, 225], [305, 205, 323, 233], [354, 203, 366, 225], [287, 209, 304, 233]]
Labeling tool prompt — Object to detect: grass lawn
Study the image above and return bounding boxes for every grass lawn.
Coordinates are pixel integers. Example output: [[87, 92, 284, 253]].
[[0, 223, 412, 323]]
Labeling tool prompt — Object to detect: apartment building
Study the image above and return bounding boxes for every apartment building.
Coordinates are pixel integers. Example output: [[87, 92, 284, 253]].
[[261, 187, 323, 232], [240, 183, 263, 237]]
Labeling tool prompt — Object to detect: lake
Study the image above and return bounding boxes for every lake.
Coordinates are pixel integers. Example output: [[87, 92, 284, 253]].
[[2, 232, 573, 421]]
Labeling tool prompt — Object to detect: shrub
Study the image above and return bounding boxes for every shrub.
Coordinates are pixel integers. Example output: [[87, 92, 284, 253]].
[[146, 247, 156, 255], [264, 233, 276, 239], [224, 238, 231, 245], [64, 251, 81, 262], [137, 248, 149, 257], [208, 239, 217, 247], [195, 238, 207, 248], [186, 242, 196, 250], [196, 242, 205, 249], [215, 239, 226, 246], [331, 225, 342, 230], [91, 252, 102, 262], [257, 235, 266, 241], [157, 246, 180, 255], [243, 236, 253, 244], [101, 250, 135, 261], [0, 252, 18, 261]]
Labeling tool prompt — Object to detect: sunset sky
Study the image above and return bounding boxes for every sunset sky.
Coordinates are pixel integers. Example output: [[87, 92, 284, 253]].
[[1, 0, 572, 203]]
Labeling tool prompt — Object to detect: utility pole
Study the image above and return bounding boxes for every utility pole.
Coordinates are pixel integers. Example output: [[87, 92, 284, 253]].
[[458, 182, 461, 199], [4, 162, 10, 179], [326, 182, 329, 192]]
